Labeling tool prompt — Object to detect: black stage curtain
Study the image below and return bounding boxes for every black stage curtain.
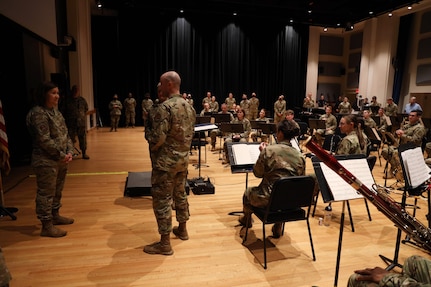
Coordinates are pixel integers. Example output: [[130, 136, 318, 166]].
[[92, 12, 309, 126]]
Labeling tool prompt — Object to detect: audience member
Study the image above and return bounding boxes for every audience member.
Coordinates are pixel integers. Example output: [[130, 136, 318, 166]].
[[26, 81, 74, 237], [143, 71, 196, 256]]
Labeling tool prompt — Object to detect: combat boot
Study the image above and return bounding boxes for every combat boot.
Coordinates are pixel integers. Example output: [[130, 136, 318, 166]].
[[173, 222, 189, 240], [82, 150, 90, 160], [40, 220, 67, 237], [143, 234, 173, 255], [272, 222, 283, 238], [52, 209, 74, 225]]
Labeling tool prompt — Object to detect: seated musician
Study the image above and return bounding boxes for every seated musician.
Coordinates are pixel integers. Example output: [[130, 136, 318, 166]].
[[238, 119, 305, 238], [209, 103, 234, 151], [222, 107, 251, 164], [336, 114, 369, 156], [376, 107, 390, 135], [250, 108, 270, 142], [314, 105, 337, 146], [347, 255, 431, 287], [362, 110, 377, 128], [381, 110, 426, 179]]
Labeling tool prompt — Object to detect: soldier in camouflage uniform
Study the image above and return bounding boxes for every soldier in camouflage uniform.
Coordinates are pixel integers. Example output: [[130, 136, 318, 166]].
[[0, 246, 11, 287], [225, 92, 236, 111], [109, 94, 122, 131], [248, 92, 260, 120], [65, 85, 90, 159], [144, 71, 196, 256], [239, 94, 250, 120], [381, 110, 425, 180], [336, 114, 369, 156], [384, 98, 398, 117], [123, 92, 137, 128], [222, 107, 252, 164], [239, 119, 305, 238], [142, 93, 154, 131], [26, 81, 75, 238], [315, 105, 338, 146], [338, 96, 352, 114], [347, 255, 431, 287], [274, 95, 286, 124], [362, 110, 377, 128]]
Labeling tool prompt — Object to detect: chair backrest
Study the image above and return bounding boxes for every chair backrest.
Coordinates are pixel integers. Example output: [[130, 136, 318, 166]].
[[267, 176, 315, 212], [297, 121, 308, 137]]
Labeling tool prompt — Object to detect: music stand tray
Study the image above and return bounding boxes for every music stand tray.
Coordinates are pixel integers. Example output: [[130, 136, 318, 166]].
[[308, 119, 326, 130], [259, 123, 276, 134], [195, 116, 212, 124], [219, 123, 244, 133], [213, 113, 232, 124]]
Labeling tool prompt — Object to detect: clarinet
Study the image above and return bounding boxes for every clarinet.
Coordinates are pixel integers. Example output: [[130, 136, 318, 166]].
[[304, 136, 431, 253]]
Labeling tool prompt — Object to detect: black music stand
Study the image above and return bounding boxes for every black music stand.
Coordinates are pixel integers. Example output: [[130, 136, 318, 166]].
[[311, 154, 372, 230], [311, 154, 375, 287], [379, 143, 431, 270], [193, 123, 217, 179], [308, 118, 326, 130], [213, 113, 233, 158], [259, 123, 276, 143]]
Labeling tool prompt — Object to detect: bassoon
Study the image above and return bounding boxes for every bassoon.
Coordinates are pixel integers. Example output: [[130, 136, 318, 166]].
[[304, 136, 431, 253]]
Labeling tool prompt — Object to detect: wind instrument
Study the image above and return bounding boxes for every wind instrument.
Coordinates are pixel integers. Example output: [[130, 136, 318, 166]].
[[304, 136, 431, 253]]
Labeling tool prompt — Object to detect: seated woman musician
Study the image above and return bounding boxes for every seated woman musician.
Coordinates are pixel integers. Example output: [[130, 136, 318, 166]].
[[250, 108, 270, 143], [222, 107, 251, 164], [335, 114, 369, 156]]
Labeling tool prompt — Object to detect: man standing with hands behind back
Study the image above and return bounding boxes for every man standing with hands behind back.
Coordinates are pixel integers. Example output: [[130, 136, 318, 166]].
[[144, 71, 196, 256]]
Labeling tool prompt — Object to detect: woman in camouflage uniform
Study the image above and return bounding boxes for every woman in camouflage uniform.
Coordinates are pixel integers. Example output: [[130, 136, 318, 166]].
[[26, 81, 75, 237]]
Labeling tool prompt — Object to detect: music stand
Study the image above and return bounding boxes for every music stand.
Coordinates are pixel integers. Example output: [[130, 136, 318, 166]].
[[193, 123, 217, 178], [308, 118, 326, 130], [379, 142, 431, 270], [250, 120, 261, 130], [259, 123, 276, 143]]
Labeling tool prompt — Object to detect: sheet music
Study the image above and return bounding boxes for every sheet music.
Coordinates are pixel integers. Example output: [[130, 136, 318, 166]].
[[194, 124, 218, 132], [231, 144, 260, 165], [320, 158, 375, 201], [385, 116, 392, 126], [401, 147, 431, 188], [290, 137, 301, 152]]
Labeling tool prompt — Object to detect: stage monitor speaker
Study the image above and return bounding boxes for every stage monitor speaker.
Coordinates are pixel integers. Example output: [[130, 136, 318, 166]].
[[124, 172, 152, 197], [124, 171, 190, 197]]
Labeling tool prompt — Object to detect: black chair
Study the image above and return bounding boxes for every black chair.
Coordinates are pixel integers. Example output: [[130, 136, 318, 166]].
[[242, 176, 316, 269]]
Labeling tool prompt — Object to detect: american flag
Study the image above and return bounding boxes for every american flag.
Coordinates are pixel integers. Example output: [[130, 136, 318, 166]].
[[0, 99, 10, 175]]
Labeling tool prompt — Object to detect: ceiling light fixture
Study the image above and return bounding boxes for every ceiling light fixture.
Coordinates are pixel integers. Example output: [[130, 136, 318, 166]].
[[323, 27, 328, 32], [408, 5, 412, 9], [388, 11, 393, 17], [96, 0, 102, 9]]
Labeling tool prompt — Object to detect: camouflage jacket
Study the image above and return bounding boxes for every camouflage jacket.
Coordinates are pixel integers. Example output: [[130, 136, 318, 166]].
[[26, 106, 74, 165], [150, 94, 196, 172]]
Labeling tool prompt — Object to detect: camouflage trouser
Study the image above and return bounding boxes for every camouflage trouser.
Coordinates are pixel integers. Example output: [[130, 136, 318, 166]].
[[110, 115, 120, 129], [347, 255, 431, 287], [0, 247, 11, 286], [33, 162, 68, 220], [151, 169, 190, 235], [125, 111, 135, 126], [243, 186, 269, 219], [68, 125, 87, 151]]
